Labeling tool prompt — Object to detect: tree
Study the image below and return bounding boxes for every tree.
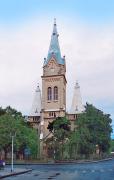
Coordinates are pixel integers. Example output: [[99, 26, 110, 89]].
[[70, 103, 112, 158], [5, 106, 22, 118], [110, 139, 114, 152], [0, 106, 39, 159], [0, 107, 6, 116], [47, 116, 71, 159]]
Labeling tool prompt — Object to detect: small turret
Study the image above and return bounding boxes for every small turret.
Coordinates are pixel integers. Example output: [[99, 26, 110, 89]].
[[29, 84, 41, 117], [70, 81, 85, 114]]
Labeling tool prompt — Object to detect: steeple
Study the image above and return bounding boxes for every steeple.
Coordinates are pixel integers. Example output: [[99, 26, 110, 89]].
[[70, 81, 85, 114], [29, 84, 41, 117], [44, 19, 65, 66]]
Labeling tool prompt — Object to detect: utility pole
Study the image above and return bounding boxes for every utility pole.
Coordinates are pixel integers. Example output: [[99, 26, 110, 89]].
[[10, 132, 16, 172], [11, 135, 14, 172]]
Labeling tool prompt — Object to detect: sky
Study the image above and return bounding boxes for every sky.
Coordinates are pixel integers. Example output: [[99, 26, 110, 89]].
[[0, 0, 114, 135]]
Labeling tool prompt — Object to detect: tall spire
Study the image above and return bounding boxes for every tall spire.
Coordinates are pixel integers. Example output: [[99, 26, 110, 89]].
[[44, 19, 64, 66], [29, 84, 41, 117], [54, 18, 56, 25], [70, 81, 85, 114]]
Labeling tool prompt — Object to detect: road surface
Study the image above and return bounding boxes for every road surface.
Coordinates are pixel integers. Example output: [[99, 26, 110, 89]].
[[4, 159, 114, 180]]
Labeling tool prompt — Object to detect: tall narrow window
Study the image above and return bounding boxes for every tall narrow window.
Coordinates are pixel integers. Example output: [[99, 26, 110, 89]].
[[47, 87, 52, 100], [54, 86, 58, 100]]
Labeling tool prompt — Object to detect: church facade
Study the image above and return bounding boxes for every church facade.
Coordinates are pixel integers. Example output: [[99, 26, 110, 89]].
[[28, 20, 85, 146]]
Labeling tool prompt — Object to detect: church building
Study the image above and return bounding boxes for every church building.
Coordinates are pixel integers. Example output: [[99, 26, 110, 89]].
[[28, 20, 85, 145]]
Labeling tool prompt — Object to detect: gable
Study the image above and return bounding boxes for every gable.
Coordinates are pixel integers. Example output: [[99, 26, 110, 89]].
[[47, 58, 58, 69]]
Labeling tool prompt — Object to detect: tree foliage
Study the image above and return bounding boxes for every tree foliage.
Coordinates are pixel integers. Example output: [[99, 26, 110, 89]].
[[47, 116, 70, 141], [47, 103, 112, 160], [47, 116, 70, 159], [0, 106, 38, 159], [69, 103, 112, 158]]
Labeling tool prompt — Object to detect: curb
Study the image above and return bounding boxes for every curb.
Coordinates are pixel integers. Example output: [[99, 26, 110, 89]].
[[54, 158, 113, 164], [0, 169, 32, 179], [6, 158, 113, 165]]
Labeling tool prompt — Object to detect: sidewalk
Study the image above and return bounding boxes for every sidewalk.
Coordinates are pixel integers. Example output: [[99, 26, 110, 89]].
[[0, 168, 32, 179]]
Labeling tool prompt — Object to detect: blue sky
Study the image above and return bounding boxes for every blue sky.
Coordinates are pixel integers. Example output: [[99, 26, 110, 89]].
[[0, 0, 114, 24], [0, 0, 114, 136]]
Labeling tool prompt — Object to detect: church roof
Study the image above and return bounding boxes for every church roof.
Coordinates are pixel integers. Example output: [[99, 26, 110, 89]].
[[70, 81, 85, 114], [44, 19, 65, 66], [29, 84, 41, 117]]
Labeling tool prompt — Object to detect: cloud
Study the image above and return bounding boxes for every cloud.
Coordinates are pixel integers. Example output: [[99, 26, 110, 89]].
[[65, 24, 114, 108], [0, 18, 114, 121]]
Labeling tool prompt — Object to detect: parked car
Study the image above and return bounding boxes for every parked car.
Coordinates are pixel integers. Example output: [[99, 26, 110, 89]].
[[0, 160, 5, 169]]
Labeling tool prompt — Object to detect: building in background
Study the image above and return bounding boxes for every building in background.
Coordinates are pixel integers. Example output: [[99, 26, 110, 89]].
[[28, 20, 85, 155]]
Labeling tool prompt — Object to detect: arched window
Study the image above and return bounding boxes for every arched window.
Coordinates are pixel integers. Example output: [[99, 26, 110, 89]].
[[47, 87, 52, 100], [54, 86, 58, 100]]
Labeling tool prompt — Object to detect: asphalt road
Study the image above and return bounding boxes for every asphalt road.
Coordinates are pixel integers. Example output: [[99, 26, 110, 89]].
[[5, 159, 114, 180]]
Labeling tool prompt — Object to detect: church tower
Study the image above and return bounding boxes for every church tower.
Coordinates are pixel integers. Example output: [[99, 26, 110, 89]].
[[41, 20, 67, 137]]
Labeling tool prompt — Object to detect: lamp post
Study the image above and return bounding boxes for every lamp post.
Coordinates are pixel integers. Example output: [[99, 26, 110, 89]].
[[11, 135, 14, 172], [10, 132, 16, 172]]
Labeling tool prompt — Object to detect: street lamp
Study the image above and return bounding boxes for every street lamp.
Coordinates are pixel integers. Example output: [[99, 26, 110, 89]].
[[10, 132, 16, 172]]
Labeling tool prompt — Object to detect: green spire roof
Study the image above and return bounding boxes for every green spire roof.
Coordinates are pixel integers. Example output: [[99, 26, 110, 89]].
[[44, 19, 65, 66]]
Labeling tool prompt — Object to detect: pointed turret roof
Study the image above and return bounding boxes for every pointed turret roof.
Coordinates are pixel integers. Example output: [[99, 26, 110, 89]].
[[29, 84, 41, 117], [70, 81, 85, 114], [44, 19, 65, 66]]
